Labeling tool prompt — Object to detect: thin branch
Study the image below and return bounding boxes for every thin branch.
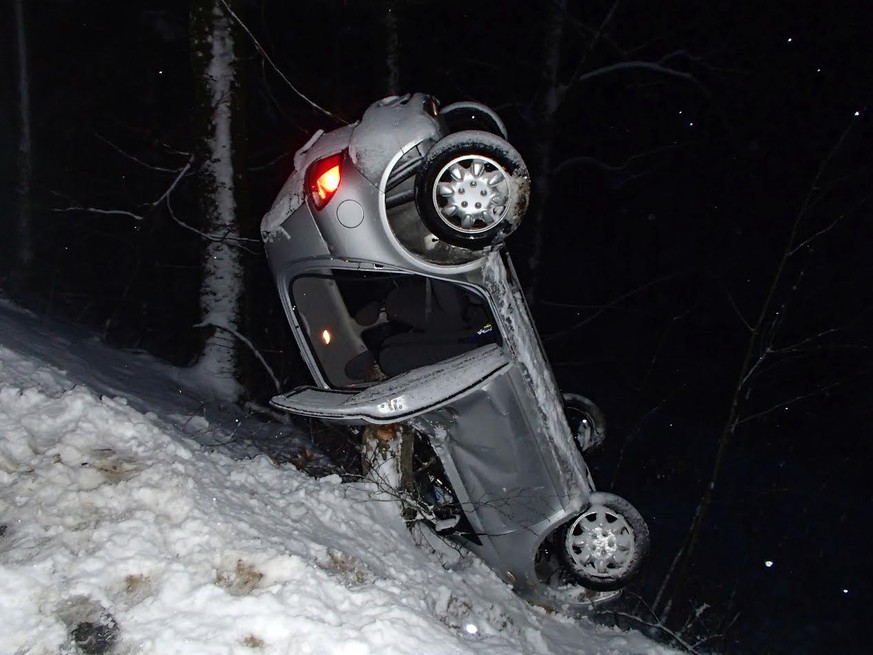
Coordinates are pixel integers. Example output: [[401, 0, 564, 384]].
[[194, 320, 281, 394], [566, 49, 739, 145], [95, 133, 187, 173], [563, 2, 625, 60], [610, 611, 703, 654], [165, 194, 263, 254], [722, 286, 753, 332], [53, 206, 143, 220], [543, 271, 685, 343], [257, 59, 310, 133], [572, 59, 698, 88], [55, 157, 192, 220], [568, 0, 620, 81], [771, 327, 841, 354], [615, 593, 705, 654], [692, 611, 741, 650], [248, 148, 291, 172], [553, 141, 688, 176], [56, 154, 261, 254], [609, 386, 683, 490], [153, 158, 193, 205], [217, 0, 345, 124], [737, 370, 868, 426], [738, 349, 769, 391], [787, 215, 842, 256]]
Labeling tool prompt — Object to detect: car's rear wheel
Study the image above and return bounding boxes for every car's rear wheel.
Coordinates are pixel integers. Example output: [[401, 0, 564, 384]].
[[415, 130, 529, 249], [560, 492, 649, 591]]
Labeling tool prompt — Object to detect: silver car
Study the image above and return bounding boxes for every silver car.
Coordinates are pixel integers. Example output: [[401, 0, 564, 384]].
[[261, 93, 649, 610]]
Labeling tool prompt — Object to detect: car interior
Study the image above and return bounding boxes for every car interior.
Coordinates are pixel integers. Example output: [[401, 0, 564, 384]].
[[290, 270, 499, 388]]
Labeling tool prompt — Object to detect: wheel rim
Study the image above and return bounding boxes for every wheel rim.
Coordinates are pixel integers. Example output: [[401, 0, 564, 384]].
[[431, 154, 512, 235], [565, 505, 635, 580]]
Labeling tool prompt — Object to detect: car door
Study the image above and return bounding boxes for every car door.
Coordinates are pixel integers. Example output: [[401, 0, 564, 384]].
[[270, 343, 509, 424]]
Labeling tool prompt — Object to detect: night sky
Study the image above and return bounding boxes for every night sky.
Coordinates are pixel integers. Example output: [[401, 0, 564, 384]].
[[2, 1, 872, 653]]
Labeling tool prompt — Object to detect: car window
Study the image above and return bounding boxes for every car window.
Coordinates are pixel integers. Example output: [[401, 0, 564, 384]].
[[290, 271, 500, 389]]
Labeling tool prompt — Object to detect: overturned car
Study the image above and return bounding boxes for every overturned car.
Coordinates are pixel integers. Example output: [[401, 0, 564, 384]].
[[261, 93, 648, 610]]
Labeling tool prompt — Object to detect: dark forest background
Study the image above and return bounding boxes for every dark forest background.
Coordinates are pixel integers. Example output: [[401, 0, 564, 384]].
[[2, 1, 872, 653]]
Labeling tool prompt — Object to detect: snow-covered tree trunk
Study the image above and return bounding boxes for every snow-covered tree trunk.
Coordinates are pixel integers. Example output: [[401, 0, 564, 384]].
[[14, 0, 33, 277], [190, 0, 246, 402], [361, 423, 415, 522]]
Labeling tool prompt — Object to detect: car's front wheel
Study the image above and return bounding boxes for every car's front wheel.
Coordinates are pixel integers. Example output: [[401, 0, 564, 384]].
[[415, 130, 529, 249], [560, 492, 649, 591]]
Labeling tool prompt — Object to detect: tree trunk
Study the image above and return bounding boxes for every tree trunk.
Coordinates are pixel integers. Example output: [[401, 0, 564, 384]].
[[14, 0, 33, 280], [190, 0, 247, 402], [361, 423, 416, 522]]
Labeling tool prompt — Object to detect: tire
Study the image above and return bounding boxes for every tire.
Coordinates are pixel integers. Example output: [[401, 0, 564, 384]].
[[562, 393, 606, 453], [439, 101, 508, 139], [415, 130, 530, 249], [560, 492, 649, 591]]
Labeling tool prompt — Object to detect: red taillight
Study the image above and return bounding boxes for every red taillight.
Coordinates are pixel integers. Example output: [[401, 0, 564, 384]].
[[308, 153, 342, 210]]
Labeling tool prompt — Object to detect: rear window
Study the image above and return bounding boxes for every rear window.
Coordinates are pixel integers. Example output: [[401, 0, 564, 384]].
[[290, 271, 500, 389]]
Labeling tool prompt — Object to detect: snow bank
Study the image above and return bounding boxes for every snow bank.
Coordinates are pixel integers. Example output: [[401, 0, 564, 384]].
[[0, 303, 676, 655]]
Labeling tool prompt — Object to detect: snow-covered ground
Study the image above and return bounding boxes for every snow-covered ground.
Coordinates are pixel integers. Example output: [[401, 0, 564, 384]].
[[0, 299, 676, 655]]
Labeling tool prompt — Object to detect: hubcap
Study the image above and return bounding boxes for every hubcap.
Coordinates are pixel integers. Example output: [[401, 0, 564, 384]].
[[432, 155, 511, 234], [566, 506, 634, 578]]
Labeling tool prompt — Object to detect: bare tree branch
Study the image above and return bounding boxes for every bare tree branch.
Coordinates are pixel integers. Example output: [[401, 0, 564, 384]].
[[788, 215, 843, 256], [571, 58, 698, 88], [771, 327, 841, 354], [94, 133, 187, 173], [165, 194, 262, 254], [737, 369, 869, 425], [566, 0, 620, 85], [553, 141, 689, 176], [54, 206, 146, 221], [720, 285, 753, 332], [194, 320, 281, 394], [614, 593, 706, 654], [543, 271, 686, 343], [217, 0, 345, 124], [54, 153, 261, 254]]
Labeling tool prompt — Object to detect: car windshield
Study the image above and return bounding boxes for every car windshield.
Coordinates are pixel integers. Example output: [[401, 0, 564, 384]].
[[290, 270, 500, 389]]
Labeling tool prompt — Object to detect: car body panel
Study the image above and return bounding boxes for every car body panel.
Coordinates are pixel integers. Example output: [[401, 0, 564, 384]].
[[349, 94, 442, 185]]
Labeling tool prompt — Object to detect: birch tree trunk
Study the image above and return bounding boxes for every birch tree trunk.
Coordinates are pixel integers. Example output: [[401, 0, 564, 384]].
[[14, 0, 33, 278], [190, 0, 246, 402]]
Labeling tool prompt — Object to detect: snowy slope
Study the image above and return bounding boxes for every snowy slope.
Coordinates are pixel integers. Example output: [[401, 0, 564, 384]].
[[0, 300, 677, 655]]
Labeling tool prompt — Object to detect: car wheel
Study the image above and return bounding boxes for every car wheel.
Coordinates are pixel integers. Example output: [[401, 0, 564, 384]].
[[439, 101, 508, 139], [560, 492, 649, 591], [563, 393, 606, 453], [415, 130, 530, 249]]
